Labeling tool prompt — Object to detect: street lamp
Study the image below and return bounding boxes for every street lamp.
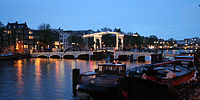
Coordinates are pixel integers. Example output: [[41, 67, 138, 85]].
[[60, 42, 63, 52], [37, 41, 39, 52], [72, 43, 75, 51]]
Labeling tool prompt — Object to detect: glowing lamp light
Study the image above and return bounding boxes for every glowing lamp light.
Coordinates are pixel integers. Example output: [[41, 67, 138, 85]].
[[16, 44, 19, 50], [29, 31, 33, 34], [55, 41, 59, 45], [133, 34, 138, 37], [148, 45, 154, 49]]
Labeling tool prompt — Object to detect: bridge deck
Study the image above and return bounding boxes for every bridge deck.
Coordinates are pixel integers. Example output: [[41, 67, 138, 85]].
[[30, 51, 177, 59]]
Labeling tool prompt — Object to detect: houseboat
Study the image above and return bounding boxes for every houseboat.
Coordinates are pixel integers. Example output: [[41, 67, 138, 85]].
[[124, 55, 197, 99], [142, 55, 196, 86], [76, 62, 126, 99], [76, 54, 198, 99]]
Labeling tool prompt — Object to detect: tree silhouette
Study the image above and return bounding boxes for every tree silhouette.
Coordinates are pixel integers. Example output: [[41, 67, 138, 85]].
[[67, 34, 85, 50], [35, 23, 55, 51], [38, 23, 51, 30], [0, 21, 4, 53], [88, 37, 94, 49], [100, 27, 112, 32], [0, 21, 4, 28], [148, 35, 158, 45]]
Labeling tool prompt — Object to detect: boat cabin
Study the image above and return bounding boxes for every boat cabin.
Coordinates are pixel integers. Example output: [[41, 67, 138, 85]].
[[96, 63, 126, 76], [79, 63, 126, 86]]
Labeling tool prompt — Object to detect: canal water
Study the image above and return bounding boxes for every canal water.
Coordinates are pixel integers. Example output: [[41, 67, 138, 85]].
[[0, 58, 150, 100]]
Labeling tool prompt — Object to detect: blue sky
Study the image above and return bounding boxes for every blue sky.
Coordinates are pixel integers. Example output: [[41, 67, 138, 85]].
[[1, 0, 200, 40]]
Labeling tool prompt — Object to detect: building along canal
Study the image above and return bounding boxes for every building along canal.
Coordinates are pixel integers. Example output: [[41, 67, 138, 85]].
[[0, 57, 150, 100]]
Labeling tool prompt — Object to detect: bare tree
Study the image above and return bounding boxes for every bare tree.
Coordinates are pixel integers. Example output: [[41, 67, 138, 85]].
[[35, 23, 55, 51]]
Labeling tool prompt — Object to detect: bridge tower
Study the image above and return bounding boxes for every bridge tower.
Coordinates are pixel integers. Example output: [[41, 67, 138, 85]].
[[83, 32, 124, 50]]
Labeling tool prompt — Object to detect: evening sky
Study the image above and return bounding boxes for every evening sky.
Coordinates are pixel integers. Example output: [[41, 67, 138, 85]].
[[1, 0, 200, 40]]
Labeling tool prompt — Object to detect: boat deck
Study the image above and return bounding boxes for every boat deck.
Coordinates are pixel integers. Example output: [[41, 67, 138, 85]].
[[155, 65, 194, 77]]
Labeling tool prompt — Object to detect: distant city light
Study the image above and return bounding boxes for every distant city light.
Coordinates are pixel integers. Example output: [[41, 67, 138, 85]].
[[148, 45, 154, 49]]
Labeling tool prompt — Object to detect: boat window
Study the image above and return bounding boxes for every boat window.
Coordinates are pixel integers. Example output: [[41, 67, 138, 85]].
[[99, 66, 102, 71], [119, 66, 122, 71], [98, 65, 126, 75]]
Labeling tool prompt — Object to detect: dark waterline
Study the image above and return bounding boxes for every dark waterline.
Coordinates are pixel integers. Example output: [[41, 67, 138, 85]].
[[0, 58, 150, 100]]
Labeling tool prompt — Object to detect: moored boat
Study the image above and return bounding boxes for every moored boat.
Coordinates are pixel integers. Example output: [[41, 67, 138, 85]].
[[0, 53, 20, 60], [123, 55, 197, 100], [76, 53, 199, 99], [142, 55, 196, 86], [76, 62, 126, 99]]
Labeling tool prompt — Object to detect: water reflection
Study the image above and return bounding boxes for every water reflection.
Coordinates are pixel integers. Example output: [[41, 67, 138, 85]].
[[0, 58, 151, 100], [34, 58, 42, 99], [90, 60, 94, 71], [71, 60, 77, 69], [15, 60, 24, 97]]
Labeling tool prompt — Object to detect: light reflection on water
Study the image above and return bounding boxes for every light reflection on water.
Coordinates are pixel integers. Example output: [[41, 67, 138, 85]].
[[0, 58, 150, 100], [15, 60, 24, 98]]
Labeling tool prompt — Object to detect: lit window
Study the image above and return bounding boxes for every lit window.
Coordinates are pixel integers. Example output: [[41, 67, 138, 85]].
[[55, 41, 59, 45], [29, 36, 33, 39], [24, 45, 28, 49], [29, 31, 33, 34], [7, 30, 11, 34], [16, 44, 19, 50]]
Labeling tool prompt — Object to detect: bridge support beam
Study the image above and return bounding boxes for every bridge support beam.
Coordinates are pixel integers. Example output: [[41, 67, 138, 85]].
[[94, 35, 102, 50], [116, 35, 124, 50]]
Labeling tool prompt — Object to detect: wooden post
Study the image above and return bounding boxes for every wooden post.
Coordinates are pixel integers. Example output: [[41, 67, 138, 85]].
[[72, 69, 80, 96], [130, 54, 133, 62]]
